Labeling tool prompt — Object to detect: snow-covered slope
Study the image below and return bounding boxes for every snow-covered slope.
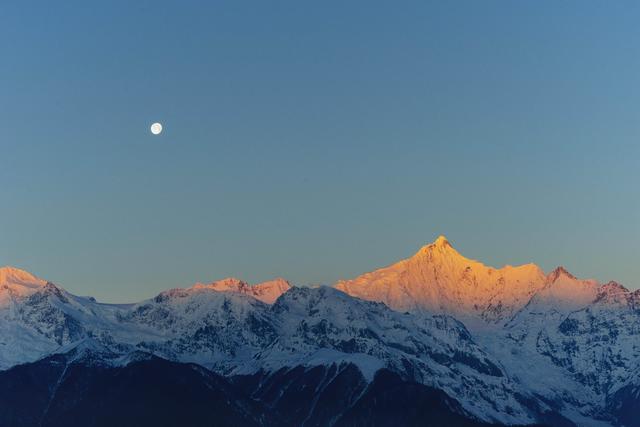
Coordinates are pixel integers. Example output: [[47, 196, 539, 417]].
[[0, 268, 292, 370], [471, 275, 640, 426], [332, 238, 640, 425], [0, 267, 90, 368], [0, 266, 546, 425], [0, 266, 47, 298], [2, 236, 639, 426], [261, 286, 538, 424], [504, 279, 640, 398], [336, 236, 547, 324], [96, 284, 538, 423]]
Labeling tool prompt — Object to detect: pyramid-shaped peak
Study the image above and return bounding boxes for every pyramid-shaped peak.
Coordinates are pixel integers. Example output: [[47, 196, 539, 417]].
[[434, 235, 450, 246], [593, 281, 631, 306], [336, 237, 549, 322], [418, 235, 455, 251], [547, 266, 577, 282], [414, 235, 466, 261], [600, 281, 629, 294]]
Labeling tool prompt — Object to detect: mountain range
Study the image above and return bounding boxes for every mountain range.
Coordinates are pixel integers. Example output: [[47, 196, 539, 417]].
[[2, 236, 639, 426]]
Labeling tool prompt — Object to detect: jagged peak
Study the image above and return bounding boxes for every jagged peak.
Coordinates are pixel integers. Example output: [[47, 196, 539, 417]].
[[523, 266, 601, 310], [599, 281, 629, 294], [592, 281, 632, 306], [547, 266, 577, 283], [193, 277, 248, 291], [414, 235, 465, 259], [434, 235, 450, 246], [427, 235, 453, 249], [192, 277, 291, 291], [189, 276, 291, 304]]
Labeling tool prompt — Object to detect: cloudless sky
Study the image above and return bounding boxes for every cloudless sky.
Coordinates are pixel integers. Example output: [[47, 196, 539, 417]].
[[1, 1, 639, 302]]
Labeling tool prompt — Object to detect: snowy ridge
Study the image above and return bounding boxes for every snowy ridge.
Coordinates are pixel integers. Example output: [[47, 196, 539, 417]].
[[336, 236, 548, 325], [334, 237, 640, 425], [191, 277, 291, 304], [2, 237, 639, 426], [0, 271, 536, 424]]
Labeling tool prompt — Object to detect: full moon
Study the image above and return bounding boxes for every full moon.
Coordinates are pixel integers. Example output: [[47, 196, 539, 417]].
[[150, 122, 163, 135]]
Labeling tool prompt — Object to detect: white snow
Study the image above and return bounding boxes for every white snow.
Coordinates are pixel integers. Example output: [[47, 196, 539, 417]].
[[1, 237, 638, 426], [335, 236, 547, 324], [191, 277, 291, 304]]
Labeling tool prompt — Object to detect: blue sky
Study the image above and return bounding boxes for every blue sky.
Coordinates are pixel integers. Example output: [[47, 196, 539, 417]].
[[1, 1, 639, 302]]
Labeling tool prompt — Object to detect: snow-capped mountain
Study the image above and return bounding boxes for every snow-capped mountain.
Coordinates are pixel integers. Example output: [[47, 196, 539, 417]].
[[2, 237, 639, 426], [0, 266, 539, 424], [336, 236, 547, 325], [0, 267, 88, 368], [334, 237, 640, 426]]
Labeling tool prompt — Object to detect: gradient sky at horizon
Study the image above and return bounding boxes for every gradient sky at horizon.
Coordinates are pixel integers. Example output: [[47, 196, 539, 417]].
[[2, 1, 639, 302]]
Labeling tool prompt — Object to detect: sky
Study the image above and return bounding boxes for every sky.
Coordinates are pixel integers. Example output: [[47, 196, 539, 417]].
[[1, 1, 639, 302]]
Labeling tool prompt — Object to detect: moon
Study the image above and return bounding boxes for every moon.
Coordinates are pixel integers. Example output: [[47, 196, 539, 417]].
[[150, 122, 163, 135]]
